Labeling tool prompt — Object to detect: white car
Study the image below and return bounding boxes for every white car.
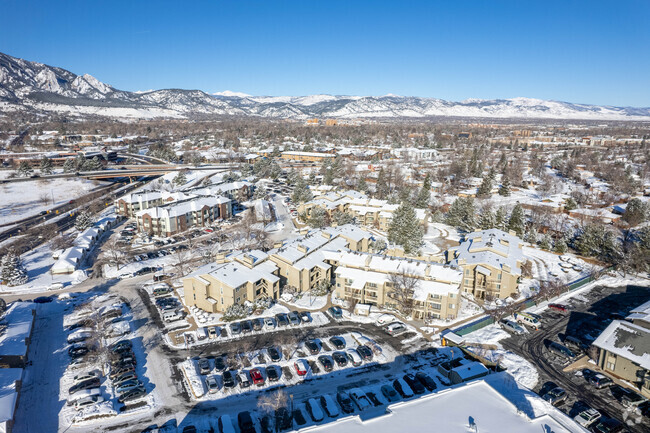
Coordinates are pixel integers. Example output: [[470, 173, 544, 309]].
[[74, 395, 104, 409], [206, 376, 219, 394], [375, 314, 397, 326], [306, 398, 324, 421], [573, 408, 601, 427]]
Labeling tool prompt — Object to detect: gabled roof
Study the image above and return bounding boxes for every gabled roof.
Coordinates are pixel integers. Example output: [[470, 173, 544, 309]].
[[592, 320, 650, 369], [450, 229, 524, 276]]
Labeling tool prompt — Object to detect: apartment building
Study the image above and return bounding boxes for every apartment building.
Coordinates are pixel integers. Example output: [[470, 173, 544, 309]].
[[183, 250, 280, 313], [332, 251, 462, 321], [136, 196, 231, 236], [115, 191, 164, 217], [268, 225, 372, 292], [298, 191, 429, 231], [448, 229, 524, 300], [280, 151, 336, 162], [593, 319, 650, 398]]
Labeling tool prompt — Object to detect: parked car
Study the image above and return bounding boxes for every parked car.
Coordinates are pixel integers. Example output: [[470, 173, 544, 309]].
[[304, 340, 320, 355], [318, 355, 334, 372], [299, 311, 312, 323], [288, 311, 301, 326], [112, 340, 133, 352], [329, 336, 346, 350], [266, 365, 279, 382], [548, 303, 569, 313], [548, 342, 575, 360], [502, 320, 526, 335], [252, 318, 264, 331], [237, 411, 256, 433], [294, 359, 310, 376], [542, 387, 567, 406], [514, 312, 541, 330], [229, 322, 242, 335], [404, 374, 425, 394], [384, 322, 407, 336], [275, 313, 289, 327], [208, 326, 219, 339], [393, 378, 414, 398], [319, 395, 340, 418], [332, 351, 348, 367], [581, 368, 597, 382], [223, 370, 236, 388], [33, 296, 53, 304], [73, 371, 100, 384], [348, 388, 371, 411], [238, 371, 251, 388], [116, 380, 144, 394], [68, 344, 90, 358], [250, 368, 265, 386], [327, 306, 343, 319], [110, 365, 135, 380], [346, 348, 363, 367], [74, 395, 104, 409], [198, 358, 211, 375], [264, 317, 276, 329], [214, 356, 227, 372], [590, 417, 625, 433], [206, 376, 219, 394], [267, 347, 282, 362], [356, 345, 373, 361], [573, 408, 601, 428], [589, 374, 613, 389], [415, 371, 437, 391], [306, 398, 324, 421], [69, 378, 101, 394], [274, 407, 292, 431], [241, 320, 253, 333], [118, 386, 147, 403], [336, 391, 354, 414], [381, 384, 400, 402]]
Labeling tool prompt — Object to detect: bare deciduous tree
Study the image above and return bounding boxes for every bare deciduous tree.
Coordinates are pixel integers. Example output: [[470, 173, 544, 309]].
[[387, 269, 420, 316]]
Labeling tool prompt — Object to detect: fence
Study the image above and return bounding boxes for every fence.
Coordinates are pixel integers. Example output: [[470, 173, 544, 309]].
[[452, 266, 612, 337]]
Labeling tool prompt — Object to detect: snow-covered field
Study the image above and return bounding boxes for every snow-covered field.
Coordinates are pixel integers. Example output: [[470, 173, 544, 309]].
[[0, 177, 101, 225]]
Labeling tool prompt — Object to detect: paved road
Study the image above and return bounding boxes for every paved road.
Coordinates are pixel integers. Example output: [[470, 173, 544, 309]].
[[501, 284, 650, 432]]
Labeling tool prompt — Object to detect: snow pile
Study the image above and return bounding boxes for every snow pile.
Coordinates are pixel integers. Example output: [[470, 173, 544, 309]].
[[181, 359, 205, 398]]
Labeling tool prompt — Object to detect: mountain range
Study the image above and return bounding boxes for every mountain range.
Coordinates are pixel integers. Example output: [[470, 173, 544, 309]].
[[1, 51, 649, 121]]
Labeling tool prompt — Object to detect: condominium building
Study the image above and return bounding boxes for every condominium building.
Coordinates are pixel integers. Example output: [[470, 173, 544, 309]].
[[332, 251, 462, 321], [136, 196, 232, 236], [183, 250, 280, 313], [448, 229, 524, 300], [115, 191, 164, 217]]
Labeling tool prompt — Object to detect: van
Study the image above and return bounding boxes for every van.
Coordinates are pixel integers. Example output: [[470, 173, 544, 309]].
[[152, 283, 171, 296], [163, 311, 182, 322], [514, 312, 541, 330]]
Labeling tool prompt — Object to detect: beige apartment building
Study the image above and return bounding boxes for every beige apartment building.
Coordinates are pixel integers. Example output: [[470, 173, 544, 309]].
[[183, 250, 280, 313], [115, 191, 164, 217], [448, 229, 524, 300], [136, 196, 231, 236], [332, 251, 463, 321]]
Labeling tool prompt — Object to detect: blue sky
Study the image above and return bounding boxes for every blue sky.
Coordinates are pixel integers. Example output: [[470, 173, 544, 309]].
[[2, 0, 649, 106]]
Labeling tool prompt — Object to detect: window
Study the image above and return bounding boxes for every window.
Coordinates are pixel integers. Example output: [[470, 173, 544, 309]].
[[429, 302, 441, 310], [448, 303, 455, 309], [496, 284, 501, 290], [464, 279, 470, 285], [497, 273, 502, 281], [465, 269, 470, 276], [606, 361, 615, 370]]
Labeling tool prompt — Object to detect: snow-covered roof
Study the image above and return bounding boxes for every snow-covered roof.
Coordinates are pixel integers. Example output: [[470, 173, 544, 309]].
[[0, 369, 22, 425], [136, 196, 226, 219], [450, 229, 524, 276], [627, 300, 650, 324], [450, 361, 489, 380], [195, 260, 279, 289], [592, 320, 650, 369], [306, 376, 583, 433], [0, 302, 35, 357]]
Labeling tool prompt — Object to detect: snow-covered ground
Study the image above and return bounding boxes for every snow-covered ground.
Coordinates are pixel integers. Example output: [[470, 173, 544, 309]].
[[281, 292, 328, 310], [0, 177, 102, 226]]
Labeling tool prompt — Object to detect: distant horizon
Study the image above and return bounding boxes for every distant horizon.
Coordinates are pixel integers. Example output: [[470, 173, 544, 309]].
[[1, 1, 649, 107]]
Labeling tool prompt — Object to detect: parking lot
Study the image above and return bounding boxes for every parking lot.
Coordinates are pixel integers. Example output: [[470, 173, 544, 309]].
[[501, 284, 650, 432]]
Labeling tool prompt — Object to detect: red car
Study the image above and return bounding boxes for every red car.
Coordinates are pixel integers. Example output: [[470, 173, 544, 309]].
[[249, 368, 264, 386], [294, 359, 310, 376], [548, 303, 568, 313]]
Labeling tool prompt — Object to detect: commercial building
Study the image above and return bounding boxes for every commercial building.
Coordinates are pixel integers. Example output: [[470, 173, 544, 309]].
[[448, 229, 524, 300]]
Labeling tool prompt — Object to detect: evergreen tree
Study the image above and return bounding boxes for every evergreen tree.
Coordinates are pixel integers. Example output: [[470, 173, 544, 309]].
[[495, 206, 508, 231], [323, 168, 334, 185], [74, 154, 86, 171], [357, 177, 368, 192], [554, 238, 568, 254], [445, 197, 477, 232], [539, 234, 552, 250], [332, 211, 355, 226], [524, 228, 538, 244], [476, 174, 493, 198], [431, 210, 444, 223], [375, 169, 389, 199], [479, 209, 496, 230], [307, 207, 329, 228], [74, 210, 95, 232], [498, 152, 508, 173], [39, 156, 53, 174], [0, 251, 28, 286], [498, 175, 511, 196], [173, 171, 187, 186], [291, 178, 313, 204], [564, 197, 577, 211], [623, 198, 647, 227], [388, 202, 424, 254], [415, 174, 431, 208], [17, 161, 33, 177], [508, 204, 525, 237], [62, 158, 75, 173], [468, 150, 481, 177]]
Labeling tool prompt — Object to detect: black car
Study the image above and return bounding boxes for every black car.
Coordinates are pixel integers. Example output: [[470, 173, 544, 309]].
[[415, 372, 437, 391], [118, 386, 147, 403], [581, 368, 597, 382], [366, 391, 382, 407], [252, 318, 264, 331], [69, 378, 100, 394], [68, 345, 89, 358], [356, 345, 373, 361], [111, 340, 133, 352], [329, 336, 346, 350], [241, 320, 253, 333], [337, 391, 355, 413], [275, 407, 292, 431], [214, 356, 227, 372], [318, 355, 334, 372], [275, 313, 289, 327], [238, 411, 256, 433], [404, 374, 426, 394], [223, 370, 236, 388], [590, 417, 625, 433], [182, 426, 197, 433], [33, 296, 53, 304], [259, 415, 273, 433], [332, 351, 348, 367], [267, 347, 282, 362], [266, 365, 280, 382], [68, 319, 94, 331], [304, 340, 320, 355]]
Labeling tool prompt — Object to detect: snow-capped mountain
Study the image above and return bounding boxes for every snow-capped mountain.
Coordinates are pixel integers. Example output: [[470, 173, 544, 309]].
[[1, 51, 649, 121]]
